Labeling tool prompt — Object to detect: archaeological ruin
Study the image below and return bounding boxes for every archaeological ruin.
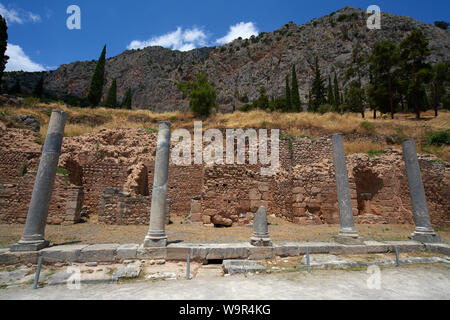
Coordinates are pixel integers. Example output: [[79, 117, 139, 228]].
[[0, 115, 449, 249]]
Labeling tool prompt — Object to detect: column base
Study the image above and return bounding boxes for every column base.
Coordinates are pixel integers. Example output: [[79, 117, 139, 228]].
[[10, 240, 49, 252], [143, 235, 168, 248], [250, 236, 272, 247], [411, 231, 441, 244], [334, 232, 363, 245]]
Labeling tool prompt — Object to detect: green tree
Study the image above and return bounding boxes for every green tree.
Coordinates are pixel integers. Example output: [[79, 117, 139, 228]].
[[10, 79, 21, 94], [291, 65, 301, 111], [310, 57, 326, 112], [104, 79, 117, 108], [178, 73, 217, 117], [33, 76, 44, 98], [88, 45, 106, 107], [122, 88, 132, 109], [345, 42, 367, 118], [327, 75, 334, 106], [0, 15, 8, 93], [434, 21, 449, 30], [430, 61, 448, 117], [285, 74, 291, 112], [254, 86, 270, 110], [333, 71, 341, 112], [400, 29, 431, 119], [369, 41, 400, 119]]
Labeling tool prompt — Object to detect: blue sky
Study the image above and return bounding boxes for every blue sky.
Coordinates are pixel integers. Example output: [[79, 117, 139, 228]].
[[1, 0, 449, 72]]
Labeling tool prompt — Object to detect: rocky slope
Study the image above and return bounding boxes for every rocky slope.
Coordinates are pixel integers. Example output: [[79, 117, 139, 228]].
[[3, 7, 450, 112]]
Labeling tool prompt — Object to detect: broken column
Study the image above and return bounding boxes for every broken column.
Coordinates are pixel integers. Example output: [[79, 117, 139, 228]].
[[331, 133, 362, 245], [144, 122, 171, 247], [402, 139, 441, 243], [250, 206, 272, 246], [11, 110, 67, 252]]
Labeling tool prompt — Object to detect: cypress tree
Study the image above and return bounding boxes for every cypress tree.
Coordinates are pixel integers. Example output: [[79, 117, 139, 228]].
[[333, 72, 340, 111], [291, 65, 301, 111], [310, 57, 326, 112], [88, 45, 106, 107], [327, 75, 334, 106], [285, 75, 291, 112], [104, 79, 117, 108], [0, 15, 8, 93], [123, 88, 132, 109]]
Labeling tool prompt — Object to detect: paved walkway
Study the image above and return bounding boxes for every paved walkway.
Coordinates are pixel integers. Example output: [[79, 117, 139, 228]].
[[1, 265, 449, 300]]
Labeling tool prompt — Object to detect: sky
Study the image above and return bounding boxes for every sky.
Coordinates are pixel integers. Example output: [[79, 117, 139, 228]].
[[1, 0, 449, 72]]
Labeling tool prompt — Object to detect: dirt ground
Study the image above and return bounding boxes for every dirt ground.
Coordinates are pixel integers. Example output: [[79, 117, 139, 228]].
[[1, 216, 449, 248]]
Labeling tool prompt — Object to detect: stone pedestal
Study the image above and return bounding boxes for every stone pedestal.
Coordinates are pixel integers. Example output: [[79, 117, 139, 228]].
[[331, 134, 362, 245], [402, 139, 441, 243], [250, 206, 272, 247], [11, 110, 67, 252], [144, 122, 171, 247]]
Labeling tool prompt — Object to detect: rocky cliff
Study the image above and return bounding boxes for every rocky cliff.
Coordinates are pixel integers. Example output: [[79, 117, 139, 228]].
[[4, 7, 450, 112]]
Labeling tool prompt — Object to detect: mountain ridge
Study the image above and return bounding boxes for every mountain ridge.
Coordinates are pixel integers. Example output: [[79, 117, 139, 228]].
[[4, 6, 450, 112]]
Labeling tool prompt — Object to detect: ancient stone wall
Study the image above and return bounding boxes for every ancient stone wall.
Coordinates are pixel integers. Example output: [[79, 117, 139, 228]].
[[0, 173, 81, 225]]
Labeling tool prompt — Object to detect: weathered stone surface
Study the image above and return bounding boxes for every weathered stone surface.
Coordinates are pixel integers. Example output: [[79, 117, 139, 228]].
[[248, 247, 274, 260], [425, 243, 450, 255], [136, 245, 167, 259], [78, 244, 119, 262], [222, 260, 266, 275], [112, 262, 142, 279], [385, 241, 425, 253], [116, 244, 139, 260], [41, 245, 88, 263]]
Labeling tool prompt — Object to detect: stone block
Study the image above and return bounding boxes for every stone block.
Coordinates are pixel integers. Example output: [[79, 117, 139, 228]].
[[364, 241, 390, 253], [273, 244, 301, 257], [117, 244, 139, 260], [166, 247, 192, 261], [0, 251, 20, 265], [136, 245, 167, 259], [79, 244, 119, 263], [385, 241, 425, 253], [248, 247, 274, 260], [206, 246, 250, 260], [329, 245, 368, 255], [41, 245, 88, 263]]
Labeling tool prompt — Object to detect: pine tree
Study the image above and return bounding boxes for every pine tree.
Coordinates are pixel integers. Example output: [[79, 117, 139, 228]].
[[400, 29, 431, 119], [122, 88, 132, 109], [0, 15, 9, 93], [327, 75, 334, 106], [291, 65, 301, 111], [104, 79, 117, 108], [431, 62, 449, 117], [285, 75, 291, 112], [88, 45, 106, 107], [310, 57, 326, 112]]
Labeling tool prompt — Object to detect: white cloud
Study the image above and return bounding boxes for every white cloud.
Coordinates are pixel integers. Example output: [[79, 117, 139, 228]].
[[215, 22, 259, 45], [5, 43, 45, 72], [127, 27, 208, 51], [0, 3, 41, 24]]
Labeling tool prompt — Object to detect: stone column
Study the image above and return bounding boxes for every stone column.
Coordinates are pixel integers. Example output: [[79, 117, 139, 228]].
[[11, 110, 67, 252], [144, 122, 171, 247], [332, 133, 362, 245], [250, 206, 272, 246], [402, 139, 441, 243]]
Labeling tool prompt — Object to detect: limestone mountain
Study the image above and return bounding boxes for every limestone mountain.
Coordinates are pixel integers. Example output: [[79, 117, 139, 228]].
[[4, 7, 450, 112]]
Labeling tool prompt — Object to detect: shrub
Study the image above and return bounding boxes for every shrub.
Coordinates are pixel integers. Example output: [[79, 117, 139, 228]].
[[425, 130, 450, 146], [317, 104, 334, 114], [18, 164, 27, 176], [24, 96, 40, 107], [360, 121, 376, 133]]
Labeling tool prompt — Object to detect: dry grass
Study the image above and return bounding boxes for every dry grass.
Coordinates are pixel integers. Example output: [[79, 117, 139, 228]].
[[1, 102, 449, 160]]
